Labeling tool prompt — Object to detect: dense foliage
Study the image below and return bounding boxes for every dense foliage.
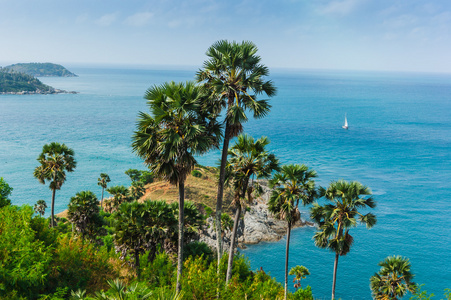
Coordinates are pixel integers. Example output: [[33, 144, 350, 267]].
[[0, 69, 54, 93], [3, 62, 77, 77]]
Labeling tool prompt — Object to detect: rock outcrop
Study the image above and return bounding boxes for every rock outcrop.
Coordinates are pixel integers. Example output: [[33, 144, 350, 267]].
[[198, 183, 314, 252]]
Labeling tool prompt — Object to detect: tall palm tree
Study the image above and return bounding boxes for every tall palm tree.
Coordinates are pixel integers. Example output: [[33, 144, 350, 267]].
[[268, 164, 317, 300], [34, 199, 47, 217], [97, 173, 111, 209], [370, 256, 416, 300], [196, 40, 276, 263], [132, 81, 220, 293], [224, 134, 279, 284], [310, 180, 377, 300], [289, 265, 310, 291], [33, 142, 76, 227]]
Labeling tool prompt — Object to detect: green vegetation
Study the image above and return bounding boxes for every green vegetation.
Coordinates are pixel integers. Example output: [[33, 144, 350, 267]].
[[370, 256, 416, 300], [196, 40, 276, 264], [268, 164, 317, 300], [311, 180, 377, 300], [34, 142, 77, 227], [224, 134, 279, 285], [0, 69, 54, 94], [3, 62, 77, 77], [1, 40, 448, 299]]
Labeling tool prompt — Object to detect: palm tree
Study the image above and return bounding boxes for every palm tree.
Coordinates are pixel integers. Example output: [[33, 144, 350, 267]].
[[370, 256, 416, 300], [289, 265, 310, 291], [196, 40, 276, 263], [34, 142, 76, 227], [310, 180, 377, 300], [34, 199, 47, 217], [105, 185, 130, 212], [129, 181, 145, 201], [224, 134, 279, 284], [132, 81, 220, 293], [67, 190, 103, 242], [268, 164, 317, 300], [97, 173, 111, 209]]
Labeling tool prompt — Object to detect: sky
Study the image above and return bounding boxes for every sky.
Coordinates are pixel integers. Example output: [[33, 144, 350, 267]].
[[0, 0, 450, 73]]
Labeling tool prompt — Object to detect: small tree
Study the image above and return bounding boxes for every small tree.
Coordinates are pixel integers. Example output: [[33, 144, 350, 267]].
[[129, 181, 145, 201], [67, 191, 104, 242], [370, 256, 416, 300], [105, 185, 130, 212], [34, 199, 47, 217], [113, 200, 177, 279], [289, 265, 310, 291], [97, 173, 111, 209], [33, 142, 77, 227], [0, 177, 13, 208], [125, 169, 142, 183]]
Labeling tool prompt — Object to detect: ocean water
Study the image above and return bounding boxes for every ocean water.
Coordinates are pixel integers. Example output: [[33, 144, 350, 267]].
[[0, 66, 450, 299]]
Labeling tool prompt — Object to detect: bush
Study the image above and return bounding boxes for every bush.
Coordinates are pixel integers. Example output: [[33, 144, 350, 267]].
[[45, 235, 119, 294], [0, 205, 53, 299], [140, 250, 175, 289], [293, 286, 314, 300], [191, 169, 202, 178]]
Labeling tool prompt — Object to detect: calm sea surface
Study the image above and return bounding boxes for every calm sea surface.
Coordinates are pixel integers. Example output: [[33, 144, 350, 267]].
[[1, 66, 450, 299]]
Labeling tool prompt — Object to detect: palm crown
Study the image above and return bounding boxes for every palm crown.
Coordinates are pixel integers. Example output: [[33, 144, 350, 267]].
[[268, 164, 317, 225], [370, 256, 416, 300], [196, 40, 276, 136], [311, 180, 377, 255], [133, 81, 220, 185]]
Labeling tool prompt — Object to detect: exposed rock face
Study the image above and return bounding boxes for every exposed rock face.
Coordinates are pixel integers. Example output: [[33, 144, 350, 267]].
[[198, 183, 314, 252]]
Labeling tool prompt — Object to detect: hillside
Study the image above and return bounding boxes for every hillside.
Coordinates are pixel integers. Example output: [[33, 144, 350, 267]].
[[141, 165, 234, 213], [3, 62, 77, 77], [57, 165, 234, 218], [0, 69, 77, 94], [0, 70, 54, 94]]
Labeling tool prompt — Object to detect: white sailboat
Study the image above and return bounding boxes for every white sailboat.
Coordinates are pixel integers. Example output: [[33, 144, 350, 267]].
[[342, 114, 349, 130]]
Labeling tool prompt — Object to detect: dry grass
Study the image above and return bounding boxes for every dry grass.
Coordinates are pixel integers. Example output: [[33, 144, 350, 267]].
[[140, 165, 234, 214], [56, 165, 234, 218]]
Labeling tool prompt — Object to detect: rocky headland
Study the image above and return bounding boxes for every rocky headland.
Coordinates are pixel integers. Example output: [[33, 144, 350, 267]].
[[198, 184, 315, 252]]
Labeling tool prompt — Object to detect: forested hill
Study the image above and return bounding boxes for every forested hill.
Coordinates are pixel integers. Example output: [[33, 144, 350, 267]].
[[3, 62, 77, 77], [0, 69, 75, 94]]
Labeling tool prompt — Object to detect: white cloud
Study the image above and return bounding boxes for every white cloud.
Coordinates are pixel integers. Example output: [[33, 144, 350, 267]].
[[95, 13, 117, 27], [319, 0, 361, 16], [124, 12, 154, 27]]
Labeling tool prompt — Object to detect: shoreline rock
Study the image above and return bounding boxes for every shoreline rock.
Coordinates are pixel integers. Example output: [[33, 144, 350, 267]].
[[198, 183, 315, 252]]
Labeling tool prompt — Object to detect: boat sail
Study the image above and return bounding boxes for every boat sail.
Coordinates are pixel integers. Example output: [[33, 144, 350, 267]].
[[342, 114, 349, 130]]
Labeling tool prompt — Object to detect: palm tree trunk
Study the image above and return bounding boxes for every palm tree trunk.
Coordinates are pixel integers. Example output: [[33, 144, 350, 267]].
[[215, 120, 231, 266], [226, 204, 241, 285], [51, 188, 56, 227], [332, 252, 339, 300], [101, 187, 104, 209], [285, 222, 292, 300], [176, 181, 185, 294]]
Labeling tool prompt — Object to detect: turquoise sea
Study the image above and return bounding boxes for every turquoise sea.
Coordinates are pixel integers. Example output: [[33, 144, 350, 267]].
[[1, 66, 450, 299]]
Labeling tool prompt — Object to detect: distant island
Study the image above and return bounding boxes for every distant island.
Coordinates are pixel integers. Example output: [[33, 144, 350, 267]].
[[0, 68, 77, 95], [3, 62, 77, 77]]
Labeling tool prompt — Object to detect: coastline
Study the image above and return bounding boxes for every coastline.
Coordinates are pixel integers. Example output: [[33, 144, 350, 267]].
[[0, 89, 77, 95]]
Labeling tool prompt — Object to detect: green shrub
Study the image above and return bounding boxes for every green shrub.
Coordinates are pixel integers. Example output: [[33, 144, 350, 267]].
[[46, 235, 119, 294], [293, 286, 313, 300], [0, 205, 53, 299], [191, 169, 202, 178], [184, 241, 214, 263], [140, 250, 175, 289]]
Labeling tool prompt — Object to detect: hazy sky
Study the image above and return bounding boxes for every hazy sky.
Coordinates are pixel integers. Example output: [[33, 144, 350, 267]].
[[1, 0, 450, 73]]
